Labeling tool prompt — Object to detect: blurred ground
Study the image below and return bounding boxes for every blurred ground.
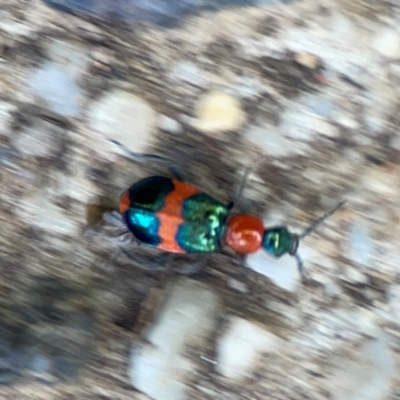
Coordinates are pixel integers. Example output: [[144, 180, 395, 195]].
[[0, 0, 400, 399]]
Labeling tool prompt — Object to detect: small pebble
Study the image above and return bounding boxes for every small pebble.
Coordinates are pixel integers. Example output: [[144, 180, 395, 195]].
[[0, 20, 34, 37], [18, 196, 79, 236], [246, 250, 300, 292], [348, 221, 375, 268], [216, 317, 283, 380], [0, 102, 16, 138], [246, 125, 291, 158], [234, 75, 263, 99], [313, 119, 339, 138], [88, 90, 156, 154], [28, 62, 82, 117], [12, 123, 62, 160], [362, 166, 396, 196], [171, 61, 206, 87], [302, 93, 336, 118], [281, 105, 320, 142], [193, 91, 246, 134], [157, 115, 182, 134], [227, 278, 248, 293], [372, 28, 400, 58], [292, 51, 323, 70], [54, 170, 98, 204], [327, 332, 395, 400], [336, 114, 359, 130], [342, 265, 369, 284], [47, 39, 89, 77], [364, 74, 396, 135], [130, 279, 219, 400], [390, 134, 400, 152], [281, 92, 340, 140]]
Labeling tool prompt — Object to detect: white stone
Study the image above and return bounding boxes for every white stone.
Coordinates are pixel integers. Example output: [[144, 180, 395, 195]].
[[234, 75, 263, 99], [343, 265, 369, 284], [246, 125, 292, 158], [88, 90, 156, 154], [364, 73, 397, 135], [0, 20, 35, 37], [348, 221, 375, 269], [302, 92, 337, 118], [171, 61, 206, 87], [53, 170, 98, 204], [388, 284, 400, 321], [0, 102, 17, 138], [373, 28, 400, 58], [13, 125, 61, 159], [390, 133, 400, 151], [362, 166, 397, 196], [216, 317, 283, 380], [130, 279, 219, 400], [328, 12, 358, 43], [157, 115, 182, 134], [193, 91, 246, 134], [131, 345, 187, 400], [28, 62, 82, 117], [336, 114, 360, 130], [18, 196, 79, 236], [313, 119, 339, 138], [226, 278, 248, 293], [327, 332, 396, 400], [281, 101, 334, 142], [47, 39, 89, 78], [245, 250, 300, 292]]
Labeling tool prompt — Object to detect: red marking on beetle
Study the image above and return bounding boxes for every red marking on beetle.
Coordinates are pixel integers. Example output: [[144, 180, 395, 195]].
[[155, 180, 201, 253], [225, 214, 264, 254], [119, 190, 131, 214]]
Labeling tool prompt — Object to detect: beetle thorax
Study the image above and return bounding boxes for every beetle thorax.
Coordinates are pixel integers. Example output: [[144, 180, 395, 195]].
[[224, 214, 264, 254]]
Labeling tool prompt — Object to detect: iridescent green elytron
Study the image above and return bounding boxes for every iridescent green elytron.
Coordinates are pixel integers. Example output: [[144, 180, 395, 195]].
[[178, 193, 229, 253]]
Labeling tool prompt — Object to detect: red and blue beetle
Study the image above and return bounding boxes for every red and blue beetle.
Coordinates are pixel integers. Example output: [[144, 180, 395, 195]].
[[114, 148, 344, 274]]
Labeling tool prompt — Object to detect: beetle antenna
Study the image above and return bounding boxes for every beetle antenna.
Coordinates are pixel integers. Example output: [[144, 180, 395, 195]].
[[299, 201, 345, 239], [110, 139, 174, 163], [295, 253, 304, 275], [109, 139, 183, 180], [232, 165, 254, 204]]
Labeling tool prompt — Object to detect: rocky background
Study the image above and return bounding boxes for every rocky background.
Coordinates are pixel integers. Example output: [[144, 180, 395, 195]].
[[0, 0, 399, 399]]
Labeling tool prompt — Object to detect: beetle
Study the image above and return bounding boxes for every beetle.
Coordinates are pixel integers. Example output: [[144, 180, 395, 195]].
[[89, 143, 345, 275], [115, 148, 344, 275]]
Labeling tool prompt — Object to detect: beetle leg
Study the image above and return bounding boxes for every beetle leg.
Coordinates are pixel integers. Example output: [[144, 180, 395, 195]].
[[110, 140, 183, 180], [229, 165, 254, 207], [168, 164, 183, 181], [108, 231, 135, 245], [102, 210, 125, 227], [121, 248, 170, 270]]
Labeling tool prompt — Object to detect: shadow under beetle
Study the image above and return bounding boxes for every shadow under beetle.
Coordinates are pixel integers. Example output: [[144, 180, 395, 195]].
[[110, 145, 344, 276]]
